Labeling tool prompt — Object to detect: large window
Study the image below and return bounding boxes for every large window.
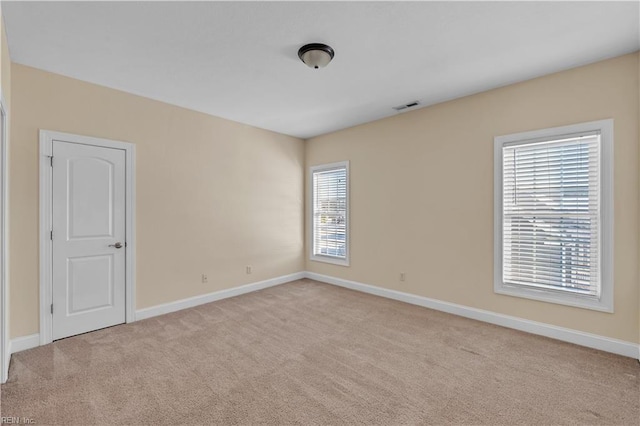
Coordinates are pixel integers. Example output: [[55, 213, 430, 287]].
[[310, 161, 349, 266], [494, 120, 613, 312]]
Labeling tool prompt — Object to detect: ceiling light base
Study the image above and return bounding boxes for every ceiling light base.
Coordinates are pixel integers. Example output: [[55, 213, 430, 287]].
[[298, 43, 335, 69]]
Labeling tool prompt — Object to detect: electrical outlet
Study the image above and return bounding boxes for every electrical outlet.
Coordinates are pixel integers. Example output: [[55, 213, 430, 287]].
[[400, 272, 406, 282], [202, 273, 208, 284], [246, 265, 252, 274]]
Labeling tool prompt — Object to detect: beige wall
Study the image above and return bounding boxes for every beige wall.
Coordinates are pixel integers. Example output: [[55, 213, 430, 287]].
[[306, 53, 640, 343], [10, 64, 305, 338], [6, 52, 640, 345]]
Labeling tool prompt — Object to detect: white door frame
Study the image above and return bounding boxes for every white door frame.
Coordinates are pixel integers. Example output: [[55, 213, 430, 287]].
[[39, 130, 136, 345], [0, 94, 9, 383]]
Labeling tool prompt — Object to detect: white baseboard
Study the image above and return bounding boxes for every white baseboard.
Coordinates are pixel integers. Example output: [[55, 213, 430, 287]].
[[305, 272, 640, 359], [6, 271, 638, 366], [10, 333, 40, 355], [3, 333, 40, 383], [135, 272, 306, 321]]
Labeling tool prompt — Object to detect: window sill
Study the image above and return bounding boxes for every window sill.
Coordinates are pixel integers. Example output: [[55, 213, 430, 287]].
[[494, 283, 613, 313], [310, 255, 350, 267]]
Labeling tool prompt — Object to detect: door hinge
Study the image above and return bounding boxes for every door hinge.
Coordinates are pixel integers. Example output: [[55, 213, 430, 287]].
[[49, 155, 53, 167], [50, 304, 53, 314], [50, 230, 53, 240]]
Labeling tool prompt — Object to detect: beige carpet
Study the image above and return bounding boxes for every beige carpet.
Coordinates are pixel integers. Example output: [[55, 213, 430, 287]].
[[2, 279, 639, 425]]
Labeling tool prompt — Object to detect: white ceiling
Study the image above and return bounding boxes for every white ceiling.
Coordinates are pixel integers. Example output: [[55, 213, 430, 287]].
[[3, 1, 639, 139]]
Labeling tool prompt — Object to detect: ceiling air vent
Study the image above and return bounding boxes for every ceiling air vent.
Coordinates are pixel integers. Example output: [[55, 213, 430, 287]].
[[393, 101, 420, 112]]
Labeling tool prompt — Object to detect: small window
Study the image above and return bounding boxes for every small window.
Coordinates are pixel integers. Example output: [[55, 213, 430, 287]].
[[494, 120, 613, 312], [310, 161, 349, 266]]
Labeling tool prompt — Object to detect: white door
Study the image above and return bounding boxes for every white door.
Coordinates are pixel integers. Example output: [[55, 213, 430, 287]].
[[52, 140, 126, 340]]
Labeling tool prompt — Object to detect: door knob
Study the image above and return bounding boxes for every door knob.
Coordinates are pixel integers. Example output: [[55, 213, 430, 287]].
[[109, 242, 123, 249]]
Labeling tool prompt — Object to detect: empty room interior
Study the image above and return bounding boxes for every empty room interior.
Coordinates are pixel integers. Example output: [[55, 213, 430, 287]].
[[0, 1, 639, 424]]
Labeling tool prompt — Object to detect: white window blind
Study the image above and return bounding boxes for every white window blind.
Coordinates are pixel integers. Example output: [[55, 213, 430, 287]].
[[502, 133, 601, 297], [312, 164, 348, 262]]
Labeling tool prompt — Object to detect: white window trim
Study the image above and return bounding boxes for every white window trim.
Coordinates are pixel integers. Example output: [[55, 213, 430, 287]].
[[309, 161, 350, 267], [494, 119, 613, 312]]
